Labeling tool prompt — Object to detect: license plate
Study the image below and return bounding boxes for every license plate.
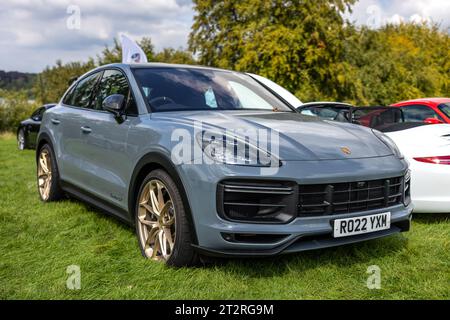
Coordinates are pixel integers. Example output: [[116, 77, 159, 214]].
[[333, 212, 391, 238]]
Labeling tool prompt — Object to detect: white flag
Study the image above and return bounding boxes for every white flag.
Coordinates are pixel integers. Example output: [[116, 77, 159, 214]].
[[120, 34, 148, 64]]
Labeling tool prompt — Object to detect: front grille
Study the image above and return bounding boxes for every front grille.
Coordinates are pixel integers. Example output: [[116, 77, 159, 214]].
[[298, 177, 404, 216]]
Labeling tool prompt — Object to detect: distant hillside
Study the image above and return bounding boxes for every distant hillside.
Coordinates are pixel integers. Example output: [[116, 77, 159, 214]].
[[0, 70, 36, 91]]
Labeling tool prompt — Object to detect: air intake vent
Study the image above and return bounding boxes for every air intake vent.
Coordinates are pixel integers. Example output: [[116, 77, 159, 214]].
[[217, 180, 298, 223]]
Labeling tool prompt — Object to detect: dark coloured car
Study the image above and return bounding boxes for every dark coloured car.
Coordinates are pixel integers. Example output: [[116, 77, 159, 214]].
[[298, 103, 417, 133], [17, 104, 56, 150]]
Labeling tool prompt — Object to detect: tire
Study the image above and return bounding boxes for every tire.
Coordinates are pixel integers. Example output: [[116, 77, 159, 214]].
[[135, 169, 199, 267], [17, 129, 26, 150], [37, 144, 64, 202]]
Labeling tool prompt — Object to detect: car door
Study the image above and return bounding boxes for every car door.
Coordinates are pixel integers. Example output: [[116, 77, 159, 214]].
[[27, 107, 45, 147], [77, 69, 138, 211], [57, 71, 103, 186]]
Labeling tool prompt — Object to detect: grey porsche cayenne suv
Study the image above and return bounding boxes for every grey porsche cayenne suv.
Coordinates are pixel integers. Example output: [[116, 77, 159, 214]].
[[37, 63, 412, 266]]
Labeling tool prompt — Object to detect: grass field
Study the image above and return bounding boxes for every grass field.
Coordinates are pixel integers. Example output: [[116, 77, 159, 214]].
[[0, 133, 449, 299]]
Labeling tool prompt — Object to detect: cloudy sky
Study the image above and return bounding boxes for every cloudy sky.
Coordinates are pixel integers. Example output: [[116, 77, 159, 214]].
[[0, 0, 448, 73]]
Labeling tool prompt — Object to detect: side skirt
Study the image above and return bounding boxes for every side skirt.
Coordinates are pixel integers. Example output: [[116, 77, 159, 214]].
[[60, 180, 133, 227]]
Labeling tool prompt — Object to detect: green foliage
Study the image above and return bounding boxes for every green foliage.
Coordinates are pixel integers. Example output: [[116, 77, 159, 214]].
[[344, 23, 450, 105], [154, 48, 197, 65], [0, 90, 39, 132], [189, 0, 358, 102], [34, 60, 96, 104], [0, 71, 36, 94], [189, 0, 449, 104]]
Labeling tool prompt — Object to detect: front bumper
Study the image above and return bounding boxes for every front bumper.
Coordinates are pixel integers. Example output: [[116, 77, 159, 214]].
[[177, 156, 412, 257], [409, 160, 450, 213], [192, 206, 412, 257]]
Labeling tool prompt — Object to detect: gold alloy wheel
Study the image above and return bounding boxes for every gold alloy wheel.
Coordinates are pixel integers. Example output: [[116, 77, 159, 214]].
[[137, 179, 176, 261], [37, 149, 52, 200]]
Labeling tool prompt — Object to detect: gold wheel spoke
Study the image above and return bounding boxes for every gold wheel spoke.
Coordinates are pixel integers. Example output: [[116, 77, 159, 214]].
[[44, 180, 51, 197], [156, 182, 165, 211], [138, 215, 158, 227], [160, 200, 172, 217], [163, 227, 174, 251], [149, 188, 160, 216], [145, 227, 158, 247], [151, 232, 161, 259], [162, 215, 174, 227], [140, 202, 158, 218], [159, 230, 167, 257], [39, 156, 48, 173]]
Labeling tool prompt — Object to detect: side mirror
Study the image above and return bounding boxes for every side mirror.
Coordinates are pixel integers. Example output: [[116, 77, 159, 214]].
[[424, 118, 444, 124], [103, 94, 126, 123]]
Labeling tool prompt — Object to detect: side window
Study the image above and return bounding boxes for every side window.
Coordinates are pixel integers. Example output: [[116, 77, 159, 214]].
[[62, 84, 76, 105], [438, 103, 450, 118], [71, 72, 102, 109], [93, 69, 138, 115], [401, 105, 442, 122]]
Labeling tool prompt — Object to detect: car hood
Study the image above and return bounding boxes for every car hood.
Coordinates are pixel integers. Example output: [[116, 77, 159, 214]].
[[152, 111, 393, 161]]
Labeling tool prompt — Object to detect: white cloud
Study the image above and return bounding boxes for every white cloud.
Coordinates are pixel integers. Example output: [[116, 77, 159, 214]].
[[0, 0, 194, 72], [0, 0, 448, 73], [347, 0, 450, 29]]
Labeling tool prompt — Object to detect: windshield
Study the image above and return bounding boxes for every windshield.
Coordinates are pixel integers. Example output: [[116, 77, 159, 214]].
[[438, 103, 450, 118], [299, 105, 350, 121], [132, 67, 293, 112]]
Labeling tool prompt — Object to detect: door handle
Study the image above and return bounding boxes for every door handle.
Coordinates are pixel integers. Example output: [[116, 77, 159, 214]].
[[51, 119, 60, 125], [80, 126, 92, 134]]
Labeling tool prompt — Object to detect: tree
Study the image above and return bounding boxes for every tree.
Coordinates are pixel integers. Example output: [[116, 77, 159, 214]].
[[189, 0, 358, 102], [0, 89, 38, 132], [34, 59, 96, 104], [154, 48, 197, 65], [344, 23, 450, 105]]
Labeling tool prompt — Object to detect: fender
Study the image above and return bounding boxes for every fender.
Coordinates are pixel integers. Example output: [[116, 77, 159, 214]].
[[35, 132, 54, 162], [128, 152, 199, 244]]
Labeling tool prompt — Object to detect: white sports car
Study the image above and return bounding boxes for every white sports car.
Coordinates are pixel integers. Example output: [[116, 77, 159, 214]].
[[249, 73, 450, 213], [385, 124, 450, 213]]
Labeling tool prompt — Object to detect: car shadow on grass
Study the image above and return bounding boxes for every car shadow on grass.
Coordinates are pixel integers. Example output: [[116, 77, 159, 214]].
[[412, 213, 449, 224], [204, 234, 409, 278], [66, 198, 134, 230], [66, 197, 410, 277]]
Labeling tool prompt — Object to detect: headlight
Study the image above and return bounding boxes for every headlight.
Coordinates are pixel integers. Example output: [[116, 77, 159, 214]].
[[196, 131, 279, 167], [372, 129, 404, 159]]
